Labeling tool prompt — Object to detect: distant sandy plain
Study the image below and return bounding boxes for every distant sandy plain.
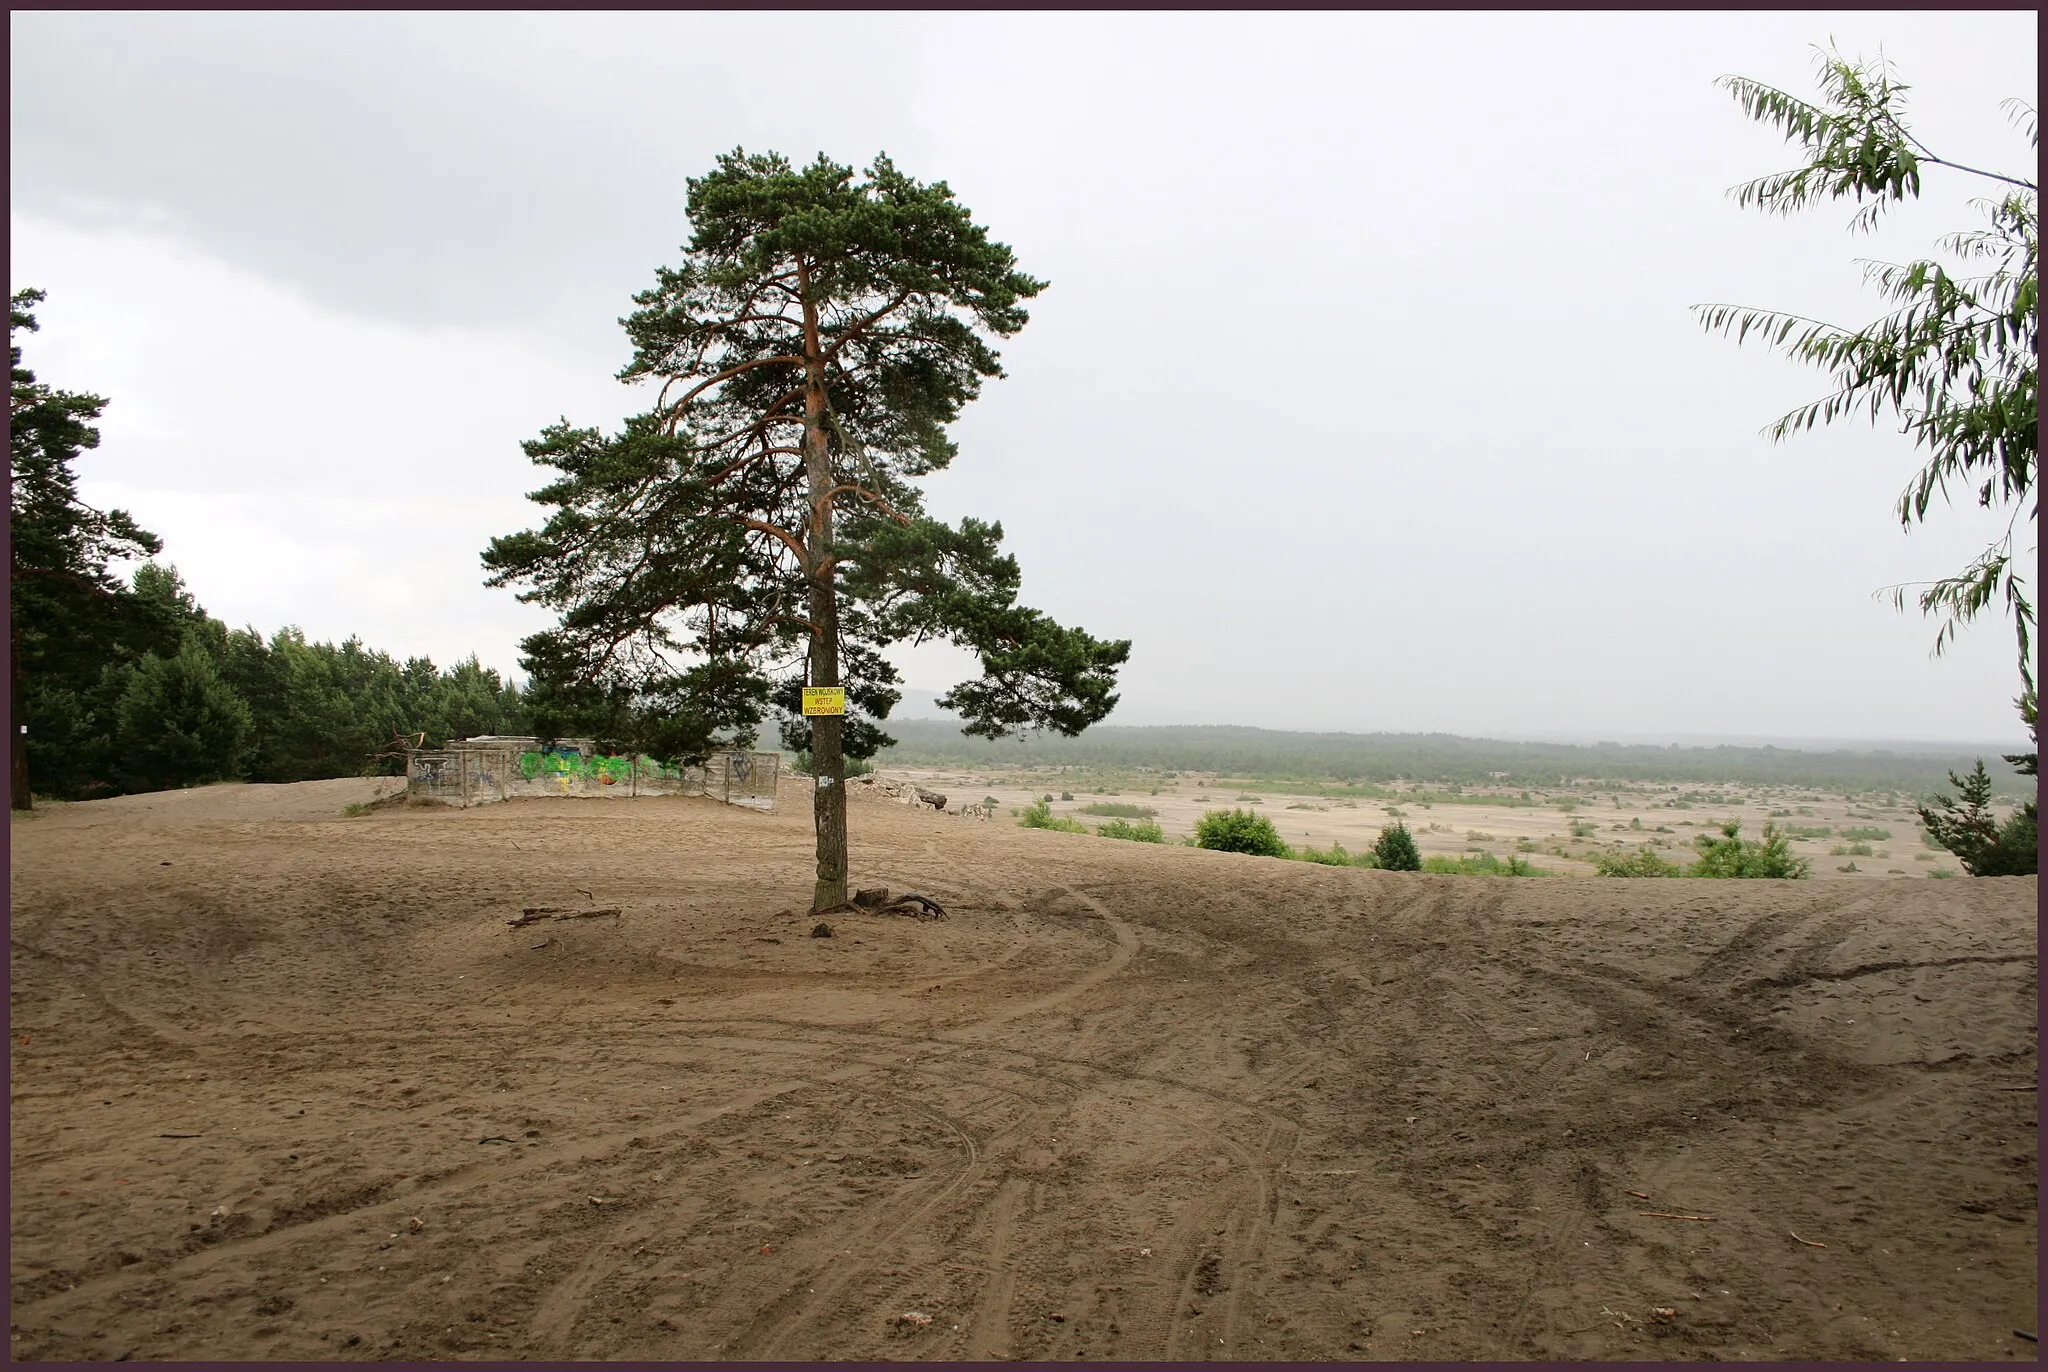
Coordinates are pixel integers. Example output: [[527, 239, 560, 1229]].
[[897, 766, 1974, 878], [7, 771, 2035, 1361]]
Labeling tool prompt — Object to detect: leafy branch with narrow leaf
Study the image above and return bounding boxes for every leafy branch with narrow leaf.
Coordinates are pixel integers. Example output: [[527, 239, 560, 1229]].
[[1693, 47, 2038, 751]]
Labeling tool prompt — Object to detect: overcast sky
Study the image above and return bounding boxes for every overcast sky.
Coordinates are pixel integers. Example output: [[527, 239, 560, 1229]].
[[10, 11, 2039, 745]]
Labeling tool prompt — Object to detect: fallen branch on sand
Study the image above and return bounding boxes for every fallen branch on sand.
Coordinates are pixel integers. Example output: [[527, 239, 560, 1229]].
[[508, 907, 623, 928], [1638, 1212, 1715, 1222], [1787, 1229, 1826, 1248], [882, 893, 947, 921], [847, 887, 946, 920]]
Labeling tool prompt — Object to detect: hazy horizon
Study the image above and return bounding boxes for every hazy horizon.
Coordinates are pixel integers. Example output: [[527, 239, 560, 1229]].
[[11, 11, 2039, 742], [882, 689, 2028, 755]]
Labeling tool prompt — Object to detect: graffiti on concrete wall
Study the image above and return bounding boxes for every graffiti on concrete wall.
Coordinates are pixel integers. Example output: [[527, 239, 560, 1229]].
[[518, 749, 637, 790], [411, 736, 776, 810]]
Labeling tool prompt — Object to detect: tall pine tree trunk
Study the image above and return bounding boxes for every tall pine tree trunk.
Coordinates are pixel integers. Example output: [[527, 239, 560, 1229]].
[[10, 620, 29, 811], [801, 275, 848, 912]]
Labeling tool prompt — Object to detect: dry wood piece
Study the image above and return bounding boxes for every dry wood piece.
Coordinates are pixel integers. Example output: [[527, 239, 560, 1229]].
[[1626, 1190, 1652, 1199], [1639, 1211, 1715, 1222], [1787, 1229, 1826, 1248], [882, 892, 947, 921], [852, 887, 891, 909], [507, 906, 623, 928]]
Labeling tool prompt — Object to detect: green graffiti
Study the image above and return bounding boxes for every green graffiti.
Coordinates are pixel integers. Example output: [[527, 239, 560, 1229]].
[[514, 748, 639, 786]]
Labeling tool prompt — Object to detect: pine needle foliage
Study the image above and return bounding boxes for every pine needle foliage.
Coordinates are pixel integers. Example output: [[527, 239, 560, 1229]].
[[1918, 758, 2038, 876], [1371, 821, 1422, 872]]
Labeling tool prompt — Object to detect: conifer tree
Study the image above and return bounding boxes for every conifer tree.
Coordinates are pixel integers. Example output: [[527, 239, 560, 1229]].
[[1373, 821, 1422, 872], [1919, 758, 2038, 876], [9, 289, 163, 807], [485, 151, 1129, 911]]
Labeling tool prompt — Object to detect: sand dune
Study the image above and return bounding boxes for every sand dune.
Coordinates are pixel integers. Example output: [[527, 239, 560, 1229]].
[[7, 777, 2036, 1360]]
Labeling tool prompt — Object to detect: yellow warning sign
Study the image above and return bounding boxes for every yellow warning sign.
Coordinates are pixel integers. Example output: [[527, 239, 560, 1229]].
[[801, 687, 847, 716]]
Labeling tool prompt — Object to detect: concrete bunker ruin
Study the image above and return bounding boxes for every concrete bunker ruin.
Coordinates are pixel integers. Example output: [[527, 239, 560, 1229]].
[[406, 736, 780, 811]]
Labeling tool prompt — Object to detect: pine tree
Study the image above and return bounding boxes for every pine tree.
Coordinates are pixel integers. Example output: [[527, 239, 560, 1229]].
[[1919, 759, 2038, 876], [1373, 821, 1422, 872], [111, 636, 253, 792], [9, 288, 165, 806], [485, 151, 1129, 911]]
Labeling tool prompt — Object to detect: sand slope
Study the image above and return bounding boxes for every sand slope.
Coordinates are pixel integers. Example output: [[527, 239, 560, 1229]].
[[7, 777, 2037, 1360]]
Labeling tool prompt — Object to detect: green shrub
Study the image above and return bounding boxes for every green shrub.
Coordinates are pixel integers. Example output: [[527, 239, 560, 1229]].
[[1569, 820, 1596, 838], [1593, 845, 1686, 877], [1296, 840, 1358, 866], [1097, 817, 1165, 843], [1372, 821, 1422, 871], [1828, 841, 1873, 856], [1918, 760, 2037, 876], [1421, 852, 1548, 876], [1019, 800, 1087, 834], [1080, 801, 1156, 818], [1059, 790, 1074, 801], [1689, 821, 1811, 879], [1194, 808, 1290, 857], [1928, 868, 1958, 879]]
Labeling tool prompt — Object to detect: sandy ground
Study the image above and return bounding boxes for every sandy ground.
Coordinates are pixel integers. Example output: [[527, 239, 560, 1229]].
[[894, 767, 1975, 878], [7, 775, 2037, 1361]]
